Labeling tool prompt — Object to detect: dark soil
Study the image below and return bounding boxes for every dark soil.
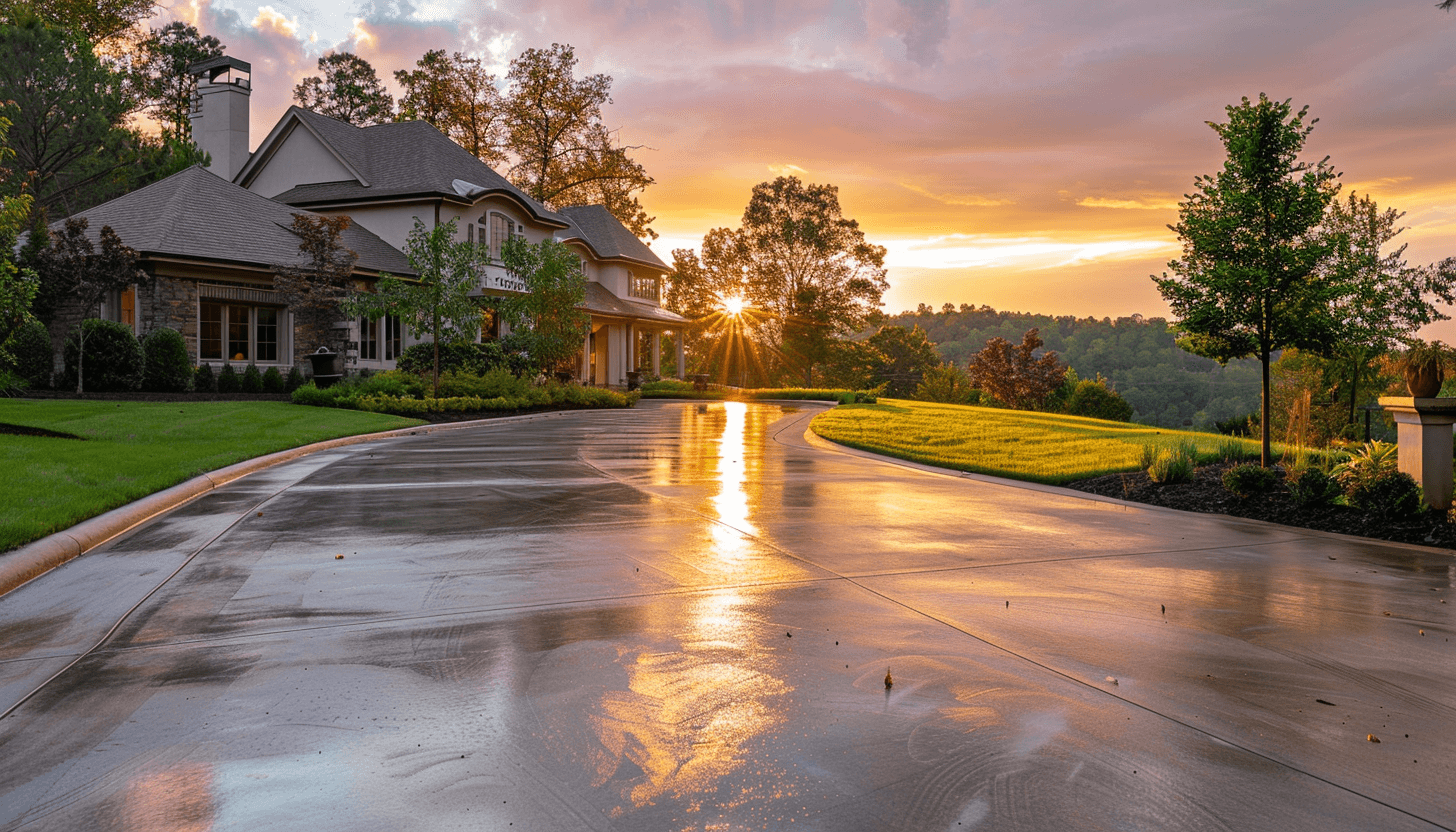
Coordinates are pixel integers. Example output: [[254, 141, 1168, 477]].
[[1066, 462, 1456, 550]]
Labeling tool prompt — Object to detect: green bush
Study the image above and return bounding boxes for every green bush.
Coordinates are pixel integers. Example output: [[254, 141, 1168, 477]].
[[354, 369, 428, 399], [397, 340, 489, 377], [1348, 471, 1422, 518], [915, 364, 978, 404], [436, 367, 532, 399], [285, 366, 305, 392], [0, 369, 27, 397], [290, 382, 339, 407], [216, 363, 240, 393], [194, 363, 216, 393], [1147, 441, 1196, 484], [1222, 463, 1277, 497], [240, 363, 264, 393], [63, 319, 143, 392], [1333, 441, 1398, 494], [7, 319, 52, 388], [140, 327, 193, 392], [262, 366, 285, 394], [1288, 468, 1340, 508], [1061, 379, 1134, 422]]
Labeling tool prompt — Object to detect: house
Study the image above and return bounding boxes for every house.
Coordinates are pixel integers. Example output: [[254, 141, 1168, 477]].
[[56, 54, 687, 385]]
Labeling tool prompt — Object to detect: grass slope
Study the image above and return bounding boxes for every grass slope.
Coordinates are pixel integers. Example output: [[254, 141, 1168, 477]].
[[810, 399, 1262, 485], [0, 401, 423, 552]]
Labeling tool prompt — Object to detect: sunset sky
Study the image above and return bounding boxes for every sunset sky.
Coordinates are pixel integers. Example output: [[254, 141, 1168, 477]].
[[155, 0, 1456, 333]]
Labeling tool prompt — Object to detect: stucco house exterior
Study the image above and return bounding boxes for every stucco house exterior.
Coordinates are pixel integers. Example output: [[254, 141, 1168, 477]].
[[58, 54, 686, 386]]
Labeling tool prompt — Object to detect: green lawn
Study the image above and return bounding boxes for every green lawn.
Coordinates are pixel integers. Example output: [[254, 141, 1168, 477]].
[[810, 399, 1264, 485], [0, 400, 424, 552]]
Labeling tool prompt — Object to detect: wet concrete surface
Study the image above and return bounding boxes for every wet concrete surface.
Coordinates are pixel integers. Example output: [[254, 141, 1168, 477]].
[[0, 400, 1452, 830]]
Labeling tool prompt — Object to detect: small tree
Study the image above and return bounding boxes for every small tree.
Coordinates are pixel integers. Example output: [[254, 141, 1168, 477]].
[[273, 214, 357, 360], [967, 328, 1065, 410], [498, 237, 591, 375], [865, 324, 940, 397], [344, 217, 483, 393], [35, 218, 148, 393], [1155, 95, 1343, 466]]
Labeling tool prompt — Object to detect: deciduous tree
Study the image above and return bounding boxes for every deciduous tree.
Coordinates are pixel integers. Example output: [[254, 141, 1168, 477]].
[[968, 328, 1065, 410], [498, 236, 591, 374], [504, 44, 655, 239], [344, 217, 483, 392], [35, 218, 148, 393], [1, 0, 155, 47], [395, 50, 506, 166], [294, 52, 393, 126], [273, 214, 357, 358], [1154, 94, 1342, 465]]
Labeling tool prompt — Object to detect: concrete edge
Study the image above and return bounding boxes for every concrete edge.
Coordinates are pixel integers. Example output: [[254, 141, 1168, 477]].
[[0, 409, 577, 598], [802, 426, 1456, 557]]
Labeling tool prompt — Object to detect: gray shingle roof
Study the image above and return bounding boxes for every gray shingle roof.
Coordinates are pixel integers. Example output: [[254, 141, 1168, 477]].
[[582, 282, 687, 325], [557, 205, 668, 271], [266, 108, 566, 227], [53, 165, 414, 276]]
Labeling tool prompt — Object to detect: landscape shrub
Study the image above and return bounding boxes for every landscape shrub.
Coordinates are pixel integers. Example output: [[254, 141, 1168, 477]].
[[1332, 441, 1399, 494], [915, 364, 978, 405], [1147, 441, 1196, 484], [353, 369, 428, 399], [262, 367, 286, 393], [290, 382, 338, 407], [194, 363, 216, 393], [1222, 463, 1277, 497], [1215, 413, 1258, 437], [240, 364, 264, 393], [436, 367, 532, 400], [397, 340, 487, 376], [141, 327, 194, 392], [62, 319, 143, 392], [7, 319, 52, 388], [1287, 468, 1341, 508], [216, 363, 240, 393], [0, 369, 26, 396], [1060, 378, 1134, 422], [1348, 471, 1422, 518], [285, 366, 305, 392]]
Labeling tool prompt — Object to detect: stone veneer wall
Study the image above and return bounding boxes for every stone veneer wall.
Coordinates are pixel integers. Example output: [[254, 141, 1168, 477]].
[[138, 275, 199, 360]]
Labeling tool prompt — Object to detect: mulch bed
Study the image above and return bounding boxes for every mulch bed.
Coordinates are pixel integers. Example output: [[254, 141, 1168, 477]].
[[1066, 462, 1456, 550]]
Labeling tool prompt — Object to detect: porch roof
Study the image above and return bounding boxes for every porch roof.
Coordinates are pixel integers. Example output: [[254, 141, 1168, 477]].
[[583, 283, 688, 327]]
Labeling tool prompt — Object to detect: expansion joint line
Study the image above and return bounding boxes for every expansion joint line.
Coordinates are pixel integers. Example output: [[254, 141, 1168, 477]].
[[0, 480, 304, 723], [578, 407, 1452, 832]]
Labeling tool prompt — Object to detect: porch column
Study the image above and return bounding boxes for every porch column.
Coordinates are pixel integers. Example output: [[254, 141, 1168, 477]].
[[676, 331, 686, 380], [627, 324, 636, 372], [651, 330, 661, 376], [579, 323, 591, 382]]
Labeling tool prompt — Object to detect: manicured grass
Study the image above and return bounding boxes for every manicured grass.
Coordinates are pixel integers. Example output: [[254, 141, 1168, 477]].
[[810, 399, 1265, 485], [0, 400, 424, 552]]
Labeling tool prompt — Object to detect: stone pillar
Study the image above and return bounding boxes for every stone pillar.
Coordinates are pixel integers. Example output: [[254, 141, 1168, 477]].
[[651, 331, 662, 377], [1378, 397, 1456, 510], [676, 331, 686, 380]]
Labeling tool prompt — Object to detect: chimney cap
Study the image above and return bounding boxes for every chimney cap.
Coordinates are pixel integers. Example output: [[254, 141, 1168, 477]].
[[188, 55, 251, 78]]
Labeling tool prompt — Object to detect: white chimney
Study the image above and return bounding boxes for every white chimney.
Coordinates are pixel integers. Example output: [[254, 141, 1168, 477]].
[[188, 56, 251, 182]]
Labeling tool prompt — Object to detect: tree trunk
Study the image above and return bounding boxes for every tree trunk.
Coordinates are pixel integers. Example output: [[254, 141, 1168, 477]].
[[1260, 347, 1271, 467], [75, 322, 85, 395]]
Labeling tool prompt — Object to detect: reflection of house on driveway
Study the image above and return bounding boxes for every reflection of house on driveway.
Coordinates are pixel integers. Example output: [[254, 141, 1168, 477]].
[[52, 55, 687, 387]]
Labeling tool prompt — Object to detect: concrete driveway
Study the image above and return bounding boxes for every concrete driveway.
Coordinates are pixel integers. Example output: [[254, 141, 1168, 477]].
[[0, 400, 1451, 831]]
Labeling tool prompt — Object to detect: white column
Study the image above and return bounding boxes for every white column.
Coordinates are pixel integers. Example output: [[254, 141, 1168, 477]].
[[676, 331, 686, 380], [651, 331, 662, 376]]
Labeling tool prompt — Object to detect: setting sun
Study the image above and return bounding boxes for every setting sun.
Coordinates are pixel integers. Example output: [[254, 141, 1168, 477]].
[[722, 296, 745, 316]]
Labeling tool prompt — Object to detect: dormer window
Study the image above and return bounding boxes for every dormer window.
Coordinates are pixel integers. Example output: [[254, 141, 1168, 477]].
[[629, 271, 660, 302]]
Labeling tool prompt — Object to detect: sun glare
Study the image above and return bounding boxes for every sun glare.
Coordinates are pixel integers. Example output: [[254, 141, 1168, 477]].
[[722, 296, 745, 316]]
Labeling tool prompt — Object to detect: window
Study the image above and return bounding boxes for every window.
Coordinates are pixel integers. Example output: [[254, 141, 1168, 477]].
[[384, 315, 402, 360], [200, 302, 283, 362], [629, 271, 661, 302], [359, 315, 378, 360], [489, 213, 512, 260]]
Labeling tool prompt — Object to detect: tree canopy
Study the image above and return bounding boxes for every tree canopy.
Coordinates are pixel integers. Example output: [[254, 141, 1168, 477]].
[[968, 328, 1066, 410], [1154, 94, 1342, 465], [133, 21, 224, 140], [345, 217, 483, 391], [293, 52, 394, 127], [498, 236, 591, 374], [273, 214, 358, 356]]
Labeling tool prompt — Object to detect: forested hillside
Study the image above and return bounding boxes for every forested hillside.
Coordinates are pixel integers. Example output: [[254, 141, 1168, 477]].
[[885, 304, 1261, 429]]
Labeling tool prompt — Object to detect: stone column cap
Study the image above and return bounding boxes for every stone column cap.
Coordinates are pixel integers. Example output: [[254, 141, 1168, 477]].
[[1377, 396, 1456, 414]]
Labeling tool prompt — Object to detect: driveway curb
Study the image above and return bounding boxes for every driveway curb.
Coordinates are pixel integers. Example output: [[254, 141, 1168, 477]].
[[0, 410, 573, 598]]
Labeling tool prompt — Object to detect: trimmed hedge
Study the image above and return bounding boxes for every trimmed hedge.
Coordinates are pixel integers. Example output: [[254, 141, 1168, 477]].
[[638, 380, 876, 404], [141, 327, 193, 392], [291, 369, 637, 415]]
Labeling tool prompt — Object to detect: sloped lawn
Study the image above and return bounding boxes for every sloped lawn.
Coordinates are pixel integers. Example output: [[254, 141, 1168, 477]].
[[810, 399, 1258, 484], [0, 400, 423, 552]]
